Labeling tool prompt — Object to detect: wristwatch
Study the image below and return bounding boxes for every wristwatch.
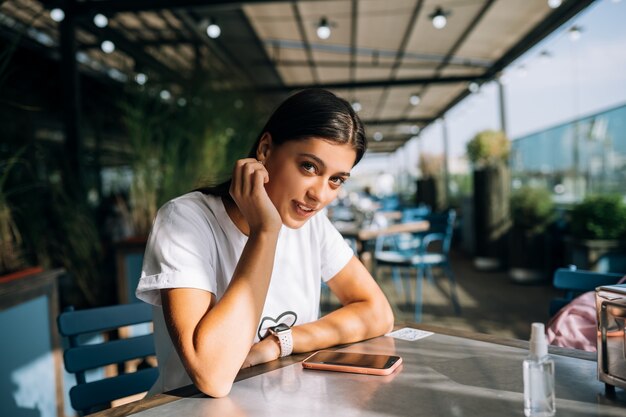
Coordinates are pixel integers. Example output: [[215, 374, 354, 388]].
[[268, 323, 293, 357]]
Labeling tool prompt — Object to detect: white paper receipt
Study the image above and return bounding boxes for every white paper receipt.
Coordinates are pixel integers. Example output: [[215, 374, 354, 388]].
[[385, 327, 434, 341]]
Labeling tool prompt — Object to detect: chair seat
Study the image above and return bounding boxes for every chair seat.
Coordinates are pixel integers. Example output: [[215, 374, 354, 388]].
[[375, 251, 446, 266], [375, 251, 413, 265]]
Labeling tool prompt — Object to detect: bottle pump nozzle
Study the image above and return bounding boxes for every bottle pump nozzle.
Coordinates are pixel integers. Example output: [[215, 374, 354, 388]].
[[529, 322, 548, 359]]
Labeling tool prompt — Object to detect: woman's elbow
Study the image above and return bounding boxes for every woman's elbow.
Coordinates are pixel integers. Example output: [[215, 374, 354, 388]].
[[381, 302, 395, 333], [194, 375, 234, 398]]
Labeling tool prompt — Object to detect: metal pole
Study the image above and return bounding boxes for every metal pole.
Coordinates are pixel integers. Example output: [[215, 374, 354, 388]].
[[60, 0, 84, 199], [442, 117, 450, 208], [497, 78, 508, 136]]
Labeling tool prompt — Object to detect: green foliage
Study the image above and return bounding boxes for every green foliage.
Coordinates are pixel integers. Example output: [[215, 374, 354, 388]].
[[46, 186, 107, 307], [466, 129, 510, 167], [570, 195, 626, 240], [510, 186, 555, 235], [120, 82, 266, 236], [0, 147, 27, 273]]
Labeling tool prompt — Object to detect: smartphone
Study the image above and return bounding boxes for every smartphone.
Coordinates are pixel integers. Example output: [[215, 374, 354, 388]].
[[302, 350, 402, 376]]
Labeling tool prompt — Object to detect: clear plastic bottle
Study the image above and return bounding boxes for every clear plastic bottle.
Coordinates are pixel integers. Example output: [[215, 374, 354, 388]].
[[523, 323, 556, 417]]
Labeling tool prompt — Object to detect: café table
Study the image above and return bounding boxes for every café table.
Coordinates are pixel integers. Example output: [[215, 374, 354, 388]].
[[92, 324, 626, 417], [335, 219, 429, 256]]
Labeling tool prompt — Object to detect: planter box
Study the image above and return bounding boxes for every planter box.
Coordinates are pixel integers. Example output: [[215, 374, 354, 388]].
[[565, 237, 626, 272], [508, 226, 551, 283], [473, 164, 511, 270], [416, 177, 445, 212]]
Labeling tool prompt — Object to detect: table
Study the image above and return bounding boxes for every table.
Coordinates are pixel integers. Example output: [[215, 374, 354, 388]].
[[336, 220, 429, 242], [92, 324, 626, 417], [336, 220, 429, 263]]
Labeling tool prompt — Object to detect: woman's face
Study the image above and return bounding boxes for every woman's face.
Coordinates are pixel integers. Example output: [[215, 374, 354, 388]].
[[262, 137, 357, 229]]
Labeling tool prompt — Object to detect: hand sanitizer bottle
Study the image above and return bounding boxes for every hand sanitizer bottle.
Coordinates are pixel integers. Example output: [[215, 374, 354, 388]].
[[523, 323, 556, 417]]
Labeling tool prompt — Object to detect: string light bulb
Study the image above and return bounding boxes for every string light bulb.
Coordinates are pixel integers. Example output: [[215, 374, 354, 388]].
[[429, 7, 450, 29], [50, 8, 65, 22], [351, 101, 362, 112], [317, 17, 331, 40], [547, 0, 562, 9], [101, 40, 115, 53], [409, 94, 421, 106], [135, 73, 147, 85], [206, 19, 221, 39], [93, 14, 108, 28]]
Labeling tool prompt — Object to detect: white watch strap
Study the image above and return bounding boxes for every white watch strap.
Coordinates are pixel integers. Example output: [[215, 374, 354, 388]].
[[276, 330, 293, 357]]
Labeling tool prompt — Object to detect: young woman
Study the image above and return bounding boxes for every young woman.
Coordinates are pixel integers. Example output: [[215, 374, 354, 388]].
[[136, 89, 394, 398]]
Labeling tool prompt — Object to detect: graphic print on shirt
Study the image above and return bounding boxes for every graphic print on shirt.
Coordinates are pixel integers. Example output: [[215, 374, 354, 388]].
[[257, 311, 298, 340]]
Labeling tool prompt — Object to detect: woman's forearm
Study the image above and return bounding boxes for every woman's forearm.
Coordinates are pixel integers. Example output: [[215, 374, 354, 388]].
[[166, 229, 279, 397], [291, 296, 394, 354]]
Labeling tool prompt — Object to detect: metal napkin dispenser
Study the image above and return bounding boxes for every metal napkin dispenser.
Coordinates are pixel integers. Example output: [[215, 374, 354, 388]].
[[596, 284, 626, 391]]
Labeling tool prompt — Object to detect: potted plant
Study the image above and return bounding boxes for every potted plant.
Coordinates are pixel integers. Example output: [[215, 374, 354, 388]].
[[416, 152, 446, 212], [466, 130, 511, 270], [566, 195, 626, 271], [508, 186, 555, 283]]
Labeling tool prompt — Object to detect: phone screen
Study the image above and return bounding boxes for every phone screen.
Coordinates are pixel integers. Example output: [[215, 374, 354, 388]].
[[306, 351, 400, 369]]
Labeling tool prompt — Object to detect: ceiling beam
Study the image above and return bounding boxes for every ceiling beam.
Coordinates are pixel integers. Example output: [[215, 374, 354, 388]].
[[291, 3, 318, 84], [43, 0, 338, 16], [373, 0, 424, 119], [267, 59, 486, 70], [256, 75, 487, 93], [363, 117, 431, 126]]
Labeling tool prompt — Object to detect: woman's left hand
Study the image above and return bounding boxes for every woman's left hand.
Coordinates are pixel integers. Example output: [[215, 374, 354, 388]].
[[241, 336, 281, 368]]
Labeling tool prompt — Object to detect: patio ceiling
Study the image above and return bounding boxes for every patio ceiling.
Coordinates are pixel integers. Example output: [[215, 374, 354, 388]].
[[1, 0, 595, 154]]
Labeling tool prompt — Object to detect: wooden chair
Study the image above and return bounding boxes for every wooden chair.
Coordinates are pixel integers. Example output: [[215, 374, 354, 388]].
[[550, 266, 624, 316], [57, 302, 158, 415]]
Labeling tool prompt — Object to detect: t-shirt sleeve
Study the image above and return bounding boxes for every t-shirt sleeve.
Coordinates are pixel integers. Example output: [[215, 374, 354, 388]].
[[135, 200, 218, 306], [318, 214, 355, 282]]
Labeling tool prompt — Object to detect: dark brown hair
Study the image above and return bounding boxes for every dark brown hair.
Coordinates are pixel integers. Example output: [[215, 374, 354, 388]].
[[199, 88, 366, 196]]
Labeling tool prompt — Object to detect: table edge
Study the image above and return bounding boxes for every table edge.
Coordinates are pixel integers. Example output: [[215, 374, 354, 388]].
[[90, 323, 596, 417]]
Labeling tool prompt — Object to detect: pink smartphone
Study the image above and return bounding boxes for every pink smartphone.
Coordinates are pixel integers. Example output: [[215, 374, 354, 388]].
[[302, 350, 402, 376]]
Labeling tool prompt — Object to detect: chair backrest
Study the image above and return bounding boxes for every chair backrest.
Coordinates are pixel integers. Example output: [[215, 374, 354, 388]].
[[401, 205, 431, 223], [553, 267, 624, 292], [550, 267, 624, 315], [57, 302, 158, 415], [422, 210, 456, 254]]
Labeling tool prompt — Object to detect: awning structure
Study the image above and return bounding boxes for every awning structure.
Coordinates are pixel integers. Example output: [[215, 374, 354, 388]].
[[1, 0, 595, 154]]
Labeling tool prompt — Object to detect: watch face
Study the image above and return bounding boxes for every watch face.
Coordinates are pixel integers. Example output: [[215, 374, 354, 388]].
[[271, 323, 290, 334]]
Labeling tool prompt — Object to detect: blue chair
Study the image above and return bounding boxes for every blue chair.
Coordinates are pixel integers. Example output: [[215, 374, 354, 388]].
[[375, 210, 460, 322], [400, 205, 431, 223], [57, 303, 158, 415], [550, 266, 624, 316]]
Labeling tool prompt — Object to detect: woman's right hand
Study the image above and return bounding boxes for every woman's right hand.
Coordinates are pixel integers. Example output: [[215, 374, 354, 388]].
[[229, 158, 282, 234]]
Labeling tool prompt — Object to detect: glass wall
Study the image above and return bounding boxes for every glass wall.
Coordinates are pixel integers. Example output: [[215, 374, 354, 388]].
[[510, 103, 626, 202]]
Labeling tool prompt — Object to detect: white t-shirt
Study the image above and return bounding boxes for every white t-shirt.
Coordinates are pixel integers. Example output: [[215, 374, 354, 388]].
[[135, 191, 353, 394]]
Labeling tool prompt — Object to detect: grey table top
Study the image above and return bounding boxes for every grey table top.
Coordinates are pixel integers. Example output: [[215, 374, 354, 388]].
[[95, 326, 626, 417]]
